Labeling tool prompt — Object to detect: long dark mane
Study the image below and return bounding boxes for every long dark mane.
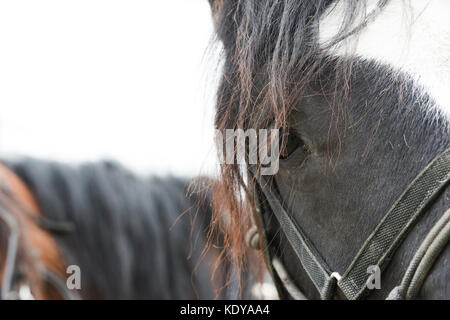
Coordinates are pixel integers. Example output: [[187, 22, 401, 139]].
[[210, 0, 392, 279], [4, 157, 231, 299]]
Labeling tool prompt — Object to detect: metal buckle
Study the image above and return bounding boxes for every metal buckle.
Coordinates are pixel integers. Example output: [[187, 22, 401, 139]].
[[330, 272, 342, 282], [245, 225, 261, 250]]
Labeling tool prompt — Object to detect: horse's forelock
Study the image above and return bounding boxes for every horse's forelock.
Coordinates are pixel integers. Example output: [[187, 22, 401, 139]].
[[212, 0, 381, 129]]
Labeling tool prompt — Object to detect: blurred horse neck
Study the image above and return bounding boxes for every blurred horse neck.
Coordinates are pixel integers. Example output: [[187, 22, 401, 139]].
[[0, 163, 68, 300]]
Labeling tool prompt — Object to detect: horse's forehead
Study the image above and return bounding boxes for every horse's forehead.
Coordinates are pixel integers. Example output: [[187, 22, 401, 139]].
[[319, 0, 450, 117]]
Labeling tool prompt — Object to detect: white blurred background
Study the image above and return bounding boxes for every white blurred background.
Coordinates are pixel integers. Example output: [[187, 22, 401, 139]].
[[0, 0, 218, 177]]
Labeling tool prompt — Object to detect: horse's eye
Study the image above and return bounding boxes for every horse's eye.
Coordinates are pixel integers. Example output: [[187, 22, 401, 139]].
[[279, 131, 305, 160]]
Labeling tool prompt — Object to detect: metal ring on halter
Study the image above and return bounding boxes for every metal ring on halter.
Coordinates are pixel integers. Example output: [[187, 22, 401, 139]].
[[245, 225, 261, 250]]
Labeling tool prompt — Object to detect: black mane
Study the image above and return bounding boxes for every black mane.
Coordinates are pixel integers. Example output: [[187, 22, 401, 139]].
[[212, 0, 389, 132], [4, 158, 225, 299]]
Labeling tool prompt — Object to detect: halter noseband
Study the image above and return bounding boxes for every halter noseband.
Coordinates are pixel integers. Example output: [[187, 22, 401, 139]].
[[249, 147, 450, 300]]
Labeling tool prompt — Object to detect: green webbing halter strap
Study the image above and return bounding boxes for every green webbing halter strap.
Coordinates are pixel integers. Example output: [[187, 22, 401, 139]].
[[256, 174, 337, 299], [254, 147, 450, 300], [340, 147, 450, 299]]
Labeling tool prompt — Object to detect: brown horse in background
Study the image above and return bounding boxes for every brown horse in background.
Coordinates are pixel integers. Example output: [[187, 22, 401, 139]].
[[0, 163, 67, 299], [0, 158, 263, 299]]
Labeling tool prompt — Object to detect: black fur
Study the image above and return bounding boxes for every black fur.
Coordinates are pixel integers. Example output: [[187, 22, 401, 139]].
[[210, 0, 450, 299], [4, 158, 226, 299]]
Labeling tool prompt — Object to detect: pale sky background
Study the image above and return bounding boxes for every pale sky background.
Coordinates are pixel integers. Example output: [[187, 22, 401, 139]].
[[0, 0, 219, 177]]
